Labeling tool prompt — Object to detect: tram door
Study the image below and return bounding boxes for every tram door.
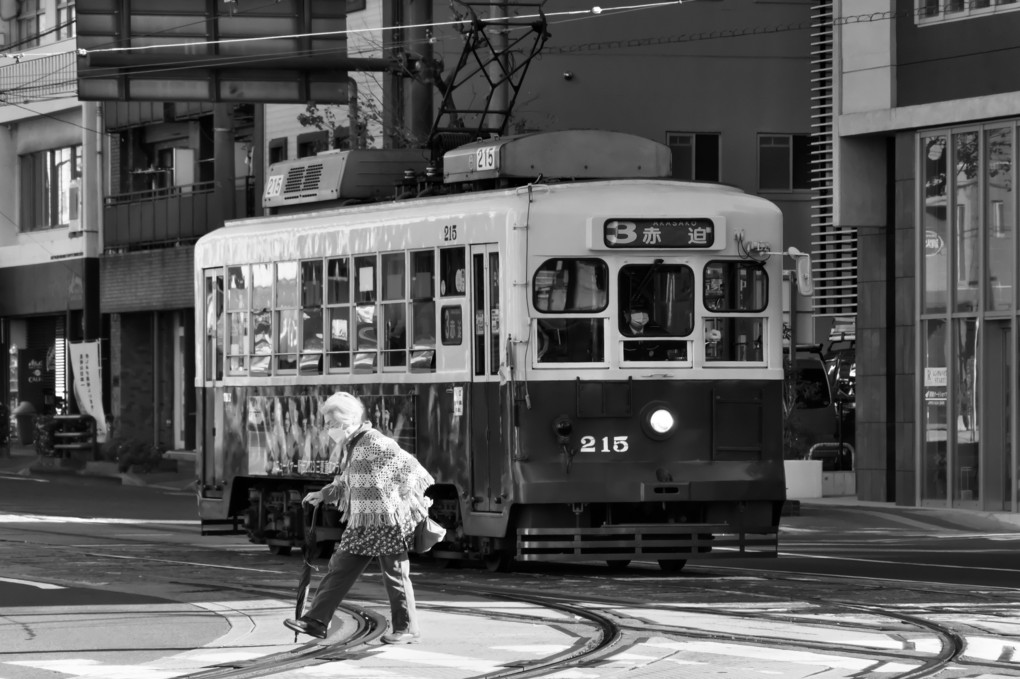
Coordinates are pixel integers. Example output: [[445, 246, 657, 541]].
[[469, 244, 504, 513], [201, 270, 224, 491]]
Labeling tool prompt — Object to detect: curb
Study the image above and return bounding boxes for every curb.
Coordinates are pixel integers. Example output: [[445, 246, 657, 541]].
[[12, 456, 195, 489]]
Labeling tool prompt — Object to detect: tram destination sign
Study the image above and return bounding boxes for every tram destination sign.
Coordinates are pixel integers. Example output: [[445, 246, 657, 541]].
[[603, 218, 715, 248]]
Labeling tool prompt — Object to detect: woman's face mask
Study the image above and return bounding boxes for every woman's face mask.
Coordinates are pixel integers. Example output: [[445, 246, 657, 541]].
[[327, 421, 360, 444]]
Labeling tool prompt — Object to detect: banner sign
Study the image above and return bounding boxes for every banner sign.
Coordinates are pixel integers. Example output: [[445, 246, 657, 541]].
[[68, 341, 109, 442]]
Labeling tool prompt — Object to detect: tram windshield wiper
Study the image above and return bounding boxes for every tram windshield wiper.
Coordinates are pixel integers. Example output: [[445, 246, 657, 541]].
[[629, 258, 663, 308]]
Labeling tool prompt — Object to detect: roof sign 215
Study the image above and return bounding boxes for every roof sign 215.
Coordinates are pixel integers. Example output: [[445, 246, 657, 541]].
[[603, 218, 715, 248]]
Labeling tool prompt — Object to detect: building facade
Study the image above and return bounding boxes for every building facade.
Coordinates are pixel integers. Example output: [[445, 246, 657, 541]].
[[3, 1, 818, 462], [834, 0, 1020, 512]]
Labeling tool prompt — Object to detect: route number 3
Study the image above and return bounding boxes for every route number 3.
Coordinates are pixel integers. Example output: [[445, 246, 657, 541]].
[[580, 435, 629, 453]]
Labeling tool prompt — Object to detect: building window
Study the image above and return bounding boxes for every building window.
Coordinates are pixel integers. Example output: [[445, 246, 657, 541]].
[[758, 134, 811, 192], [918, 0, 1018, 23], [347, 0, 366, 10], [666, 132, 719, 182], [297, 131, 328, 158], [56, 0, 76, 41], [16, 0, 44, 49], [268, 137, 288, 164], [20, 145, 82, 232]]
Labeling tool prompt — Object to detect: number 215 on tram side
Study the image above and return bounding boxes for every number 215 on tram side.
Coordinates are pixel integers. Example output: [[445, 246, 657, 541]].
[[194, 130, 802, 572]]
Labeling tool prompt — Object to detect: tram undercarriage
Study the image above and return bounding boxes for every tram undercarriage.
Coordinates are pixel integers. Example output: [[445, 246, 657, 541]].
[[229, 477, 780, 574]]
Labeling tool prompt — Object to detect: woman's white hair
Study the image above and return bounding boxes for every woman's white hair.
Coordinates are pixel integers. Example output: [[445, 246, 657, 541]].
[[321, 391, 366, 427]]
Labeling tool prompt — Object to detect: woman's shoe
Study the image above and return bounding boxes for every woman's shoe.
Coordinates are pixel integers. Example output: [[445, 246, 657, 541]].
[[381, 631, 420, 644], [284, 617, 327, 639]]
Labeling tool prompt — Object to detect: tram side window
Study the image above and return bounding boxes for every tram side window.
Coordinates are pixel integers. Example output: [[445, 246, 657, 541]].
[[381, 252, 407, 368], [250, 263, 273, 375], [275, 261, 299, 373], [410, 250, 436, 371], [703, 261, 768, 363], [704, 317, 765, 362], [204, 271, 224, 380], [300, 260, 324, 375], [326, 257, 352, 371], [533, 258, 608, 312], [704, 261, 767, 311], [439, 246, 466, 297], [533, 258, 608, 364], [536, 318, 605, 363], [354, 255, 378, 372], [226, 264, 250, 374]]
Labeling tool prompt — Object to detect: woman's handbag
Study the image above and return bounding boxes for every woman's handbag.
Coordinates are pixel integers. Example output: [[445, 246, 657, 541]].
[[413, 517, 446, 553]]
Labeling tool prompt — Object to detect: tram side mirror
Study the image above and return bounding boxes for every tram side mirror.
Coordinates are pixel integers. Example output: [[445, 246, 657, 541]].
[[788, 247, 814, 297]]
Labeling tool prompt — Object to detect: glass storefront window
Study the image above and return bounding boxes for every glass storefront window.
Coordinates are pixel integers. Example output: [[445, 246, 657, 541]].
[[921, 319, 948, 503], [954, 132, 980, 313], [922, 135, 949, 314], [953, 319, 979, 504], [986, 127, 1014, 312]]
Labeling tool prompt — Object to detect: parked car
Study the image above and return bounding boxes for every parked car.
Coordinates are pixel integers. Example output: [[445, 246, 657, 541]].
[[784, 345, 843, 468]]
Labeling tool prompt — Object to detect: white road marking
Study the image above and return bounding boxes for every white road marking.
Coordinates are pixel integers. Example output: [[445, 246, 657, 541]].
[[0, 577, 64, 590], [0, 473, 48, 483], [645, 639, 884, 671], [370, 646, 504, 672], [8, 659, 179, 678], [775, 550, 1020, 575], [0, 513, 197, 525], [964, 635, 1020, 663]]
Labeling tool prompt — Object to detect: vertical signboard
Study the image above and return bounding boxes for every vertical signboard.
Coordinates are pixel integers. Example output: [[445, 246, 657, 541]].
[[69, 341, 109, 442]]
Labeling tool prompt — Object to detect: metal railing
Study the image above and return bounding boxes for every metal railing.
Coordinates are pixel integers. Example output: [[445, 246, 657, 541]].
[[103, 178, 254, 251]]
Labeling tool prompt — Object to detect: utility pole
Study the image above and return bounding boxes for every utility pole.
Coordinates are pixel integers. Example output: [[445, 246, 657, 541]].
[[487, 0, 508, 133], [407, 0, 434, 144]]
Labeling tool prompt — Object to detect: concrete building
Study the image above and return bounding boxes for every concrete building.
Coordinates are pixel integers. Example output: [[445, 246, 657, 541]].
[[831, 0, 1020, 513], [2, 1, 818, 462]]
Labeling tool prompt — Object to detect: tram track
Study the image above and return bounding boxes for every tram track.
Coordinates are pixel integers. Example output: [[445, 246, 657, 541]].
[[3, 526, 1020, 678]]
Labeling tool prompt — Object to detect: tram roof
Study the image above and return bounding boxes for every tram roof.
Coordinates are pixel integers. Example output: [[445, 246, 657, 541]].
[[196, 178, 779, 267], [442, 130, 672, 183]]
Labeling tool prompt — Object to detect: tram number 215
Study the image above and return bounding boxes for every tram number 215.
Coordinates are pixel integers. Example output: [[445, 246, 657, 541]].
[[579, 436, 630, 453]]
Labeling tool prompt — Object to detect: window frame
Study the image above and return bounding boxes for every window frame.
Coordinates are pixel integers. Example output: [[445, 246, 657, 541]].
[[532, 258, 609, 314], [757, 133, 812, 193], [917, 0, 1018, 24], [16, 0, 44, 49], [20, 145, 82, 232], [666, 131, 721, 182], [56, 0, 75, 41]]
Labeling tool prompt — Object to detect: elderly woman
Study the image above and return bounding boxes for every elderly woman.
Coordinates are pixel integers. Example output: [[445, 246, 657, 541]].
[[284, 391, 434, 644]]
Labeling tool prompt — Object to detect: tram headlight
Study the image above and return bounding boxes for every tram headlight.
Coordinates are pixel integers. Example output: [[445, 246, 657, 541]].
[[649, 409, 674, 434], [640, 401, 678, 441]]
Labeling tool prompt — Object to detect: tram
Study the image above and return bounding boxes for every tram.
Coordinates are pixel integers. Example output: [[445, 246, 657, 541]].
[[194, 129, 802, 571]]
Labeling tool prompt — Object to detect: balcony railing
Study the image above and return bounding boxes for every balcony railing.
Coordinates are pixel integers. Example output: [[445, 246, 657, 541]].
[[103, 178, 255, 252]]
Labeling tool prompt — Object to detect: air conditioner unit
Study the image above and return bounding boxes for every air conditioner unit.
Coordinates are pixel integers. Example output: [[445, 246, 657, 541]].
[[67, 179, 81, 235], [262, 149, 430, 210]]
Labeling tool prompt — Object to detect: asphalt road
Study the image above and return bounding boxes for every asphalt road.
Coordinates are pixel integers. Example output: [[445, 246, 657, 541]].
[[2, 471, 1020, 678]]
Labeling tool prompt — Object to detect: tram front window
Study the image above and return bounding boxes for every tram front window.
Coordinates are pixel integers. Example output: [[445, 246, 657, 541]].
[[533, 258, 608, 364], [618, 264, 694, 362]]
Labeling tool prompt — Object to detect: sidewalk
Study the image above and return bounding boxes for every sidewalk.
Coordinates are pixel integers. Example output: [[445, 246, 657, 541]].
[[798, 494, 1020, 532], [0, 440, 197, 491]]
